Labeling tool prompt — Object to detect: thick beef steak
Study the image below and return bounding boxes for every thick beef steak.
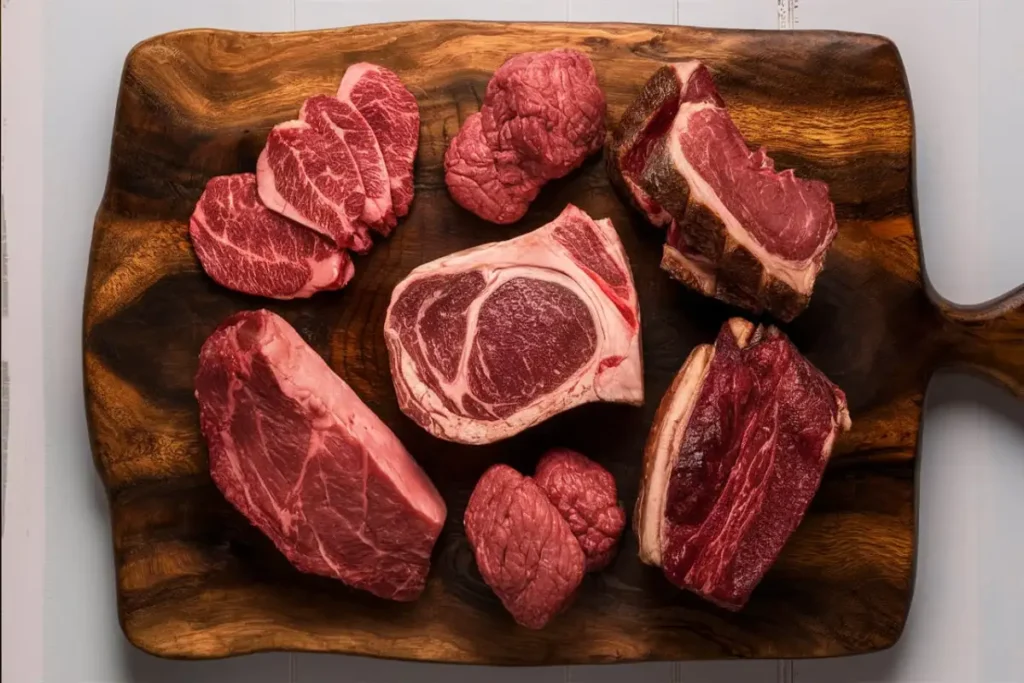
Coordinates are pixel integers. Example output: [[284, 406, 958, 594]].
[[383, 204, 643, 445], [337, 63, 420, 221], [445, 49, 606, 224], [464, 464, 586, 629], [195, 309, 446, 601], [534, 448, 626, 572], [607, 61, 839, 321], [634, 318, 851, 610], [189, 174, 354, 299]]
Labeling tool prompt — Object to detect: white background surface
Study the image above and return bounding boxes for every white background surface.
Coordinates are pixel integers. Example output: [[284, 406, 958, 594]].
[[1, 1, 1021, 682]]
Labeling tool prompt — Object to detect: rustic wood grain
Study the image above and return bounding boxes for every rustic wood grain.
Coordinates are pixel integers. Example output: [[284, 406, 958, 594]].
[[82, 21, 1023, 664]]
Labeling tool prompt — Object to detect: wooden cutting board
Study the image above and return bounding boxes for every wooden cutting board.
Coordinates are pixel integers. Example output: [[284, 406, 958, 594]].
[[83, 21, 1023, 664]]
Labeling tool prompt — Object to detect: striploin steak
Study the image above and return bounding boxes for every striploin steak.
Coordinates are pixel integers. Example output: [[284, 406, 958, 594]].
[[534, 448, 626, 572], [445, 49, 606, 224], [464, 464, 585, 629], [195, 309, 446, 601], [607, 61, 838, 322], [189, 174, 354, 299], [634, 318, 851, 610], [383, 204, 643, 445]]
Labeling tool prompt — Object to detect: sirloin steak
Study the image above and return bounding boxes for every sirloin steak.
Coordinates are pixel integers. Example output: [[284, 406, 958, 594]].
[[534, 448, 626, 572], [189, 173, 354, 299], [607, 61, 839, 321], [464, 464, 586, 629], [445, 49, 606, 224], [195, 309, 446, 601], [634, 318, 851, 610], [383, 204, 643, 445]]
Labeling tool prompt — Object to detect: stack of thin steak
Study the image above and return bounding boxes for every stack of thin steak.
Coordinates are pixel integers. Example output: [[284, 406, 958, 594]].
[[189, 63, 419, 299]]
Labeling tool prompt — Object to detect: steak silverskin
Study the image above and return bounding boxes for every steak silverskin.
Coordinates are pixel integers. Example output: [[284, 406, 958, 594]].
[[383, 204, 643, 445], [445, 49, 606, 224], [195, 309, 446, 602], [634, 318, 851, 610], [607, 61, 839, 321]]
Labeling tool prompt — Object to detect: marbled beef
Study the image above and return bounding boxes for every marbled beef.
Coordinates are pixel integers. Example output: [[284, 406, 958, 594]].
[[607, 61, 838, 321], [383, 204, 643, 445]]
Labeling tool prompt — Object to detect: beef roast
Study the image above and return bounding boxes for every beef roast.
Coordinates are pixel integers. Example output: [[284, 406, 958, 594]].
[[607, 61, 839, 321], [634, 318, 851, 610], [445, 49, 606, 224], [534, 449, 625, 572], [337, 63, 420, 221], [383, 204, 643, 445], [464, 464, 585, 629], [189, 174, 354, 299], [195, 309, 446, 601]]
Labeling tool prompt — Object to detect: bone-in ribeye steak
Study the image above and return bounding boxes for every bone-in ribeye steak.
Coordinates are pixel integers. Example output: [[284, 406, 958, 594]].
[[607, 61, 838, 322], [445, 49, 606, 224], [195, 309, 446, 601], [534, 448, 626, 572], [383, 204, 643, 445], [634, 318, 851, 610], [464, 464, 585, 629], [189, 173, 354, 299]]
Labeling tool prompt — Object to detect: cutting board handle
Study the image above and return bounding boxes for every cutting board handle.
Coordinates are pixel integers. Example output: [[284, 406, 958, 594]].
[[931, 284, 1024, 396]]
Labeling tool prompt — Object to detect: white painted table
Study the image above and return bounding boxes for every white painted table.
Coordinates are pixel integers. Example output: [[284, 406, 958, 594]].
[[2, 1, 1021, 681]]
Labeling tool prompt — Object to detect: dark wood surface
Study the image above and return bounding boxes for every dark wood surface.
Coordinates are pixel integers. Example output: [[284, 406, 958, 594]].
[[83, 21, 1023, 664]]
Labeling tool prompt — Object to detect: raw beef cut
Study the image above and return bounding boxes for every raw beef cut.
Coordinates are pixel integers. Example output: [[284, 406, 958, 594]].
[[304, 95, 395, 233], [258, 95, 392, 253], [534, 448, 625, 572], [634, 318, 851, 610], [607, 61, 839, 322], [464, 464, 585, 629], [445, 49, 606, 224], [338, 63, 420, 220], [189, 174, 354, 299], [195, 309, 446, 601], [383, 204, 643, 445]]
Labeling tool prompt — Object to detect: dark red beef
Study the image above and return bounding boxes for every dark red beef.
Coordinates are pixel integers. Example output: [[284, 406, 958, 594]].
[[608, 61, 838, 321], [464, 464, 585, 629], [534, 449, 626, 571], [635, 318, 851, 610], [444, 49, 606, 224]]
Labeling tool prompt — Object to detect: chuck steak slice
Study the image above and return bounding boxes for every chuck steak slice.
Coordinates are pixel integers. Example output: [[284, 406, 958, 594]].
[[337, 63, 420, 221], [634, 318, 851, 610], [257, 97, 374, 253], [608, 61, 839, 321], [464, 464, 585, 629], [195, 309, 446, 601], [534, 449, 626, 572], [383, 204, 643, 445], [189, 173, 354, 299], [445, 49, 606, 224]]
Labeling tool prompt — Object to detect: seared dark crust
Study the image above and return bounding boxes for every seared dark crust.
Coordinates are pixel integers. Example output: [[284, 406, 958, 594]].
[[608, 63, 834, 322], [605, 66, 682, 217]]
